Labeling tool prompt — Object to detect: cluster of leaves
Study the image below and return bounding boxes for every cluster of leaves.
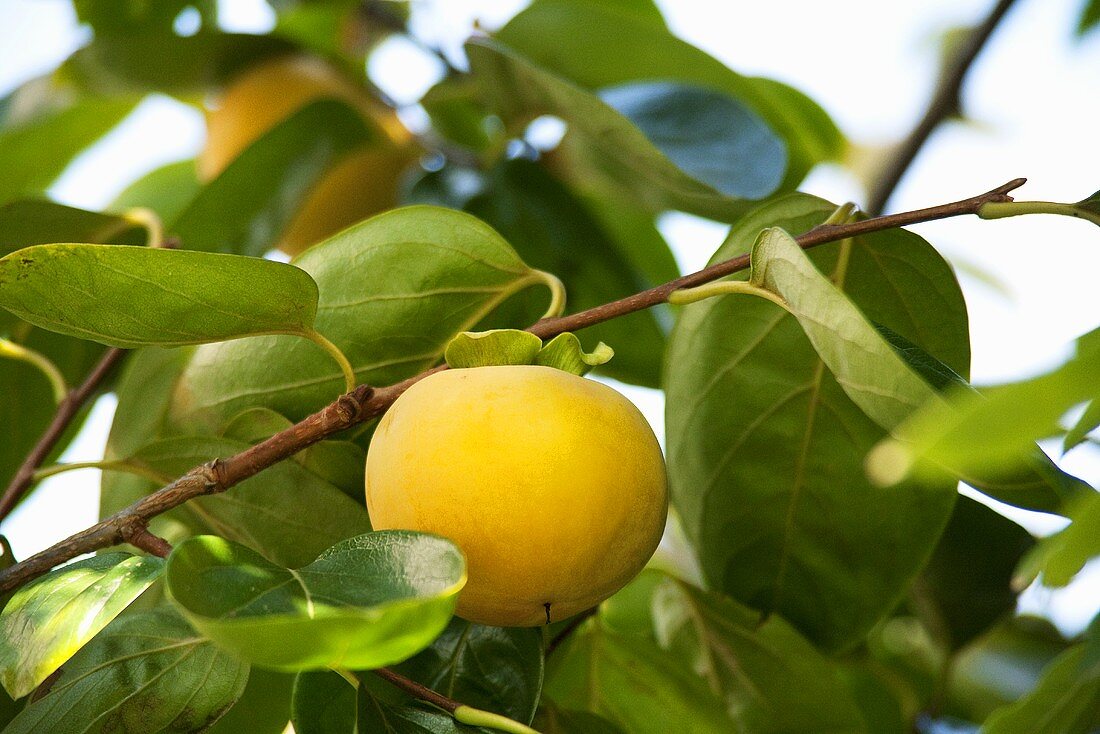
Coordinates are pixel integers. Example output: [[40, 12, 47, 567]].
[[0, 1, 1097, 733]]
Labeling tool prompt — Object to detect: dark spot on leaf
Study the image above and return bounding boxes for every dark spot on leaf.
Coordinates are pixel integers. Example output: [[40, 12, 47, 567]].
[[30, 667, 63, 702]]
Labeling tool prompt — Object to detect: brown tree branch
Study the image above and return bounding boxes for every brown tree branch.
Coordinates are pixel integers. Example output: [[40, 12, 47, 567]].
[[0, 346, 127, 520], [865, 0, 1020, 215], [119, 522, 173, 558], [372, 667, 459, 715], [0, 178, 1026, 595], [372, 667, 539, 732]]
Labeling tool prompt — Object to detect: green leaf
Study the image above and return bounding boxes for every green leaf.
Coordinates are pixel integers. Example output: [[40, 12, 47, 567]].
[[467, 40, 781, 221], [63, 32, 292, 96], [216, 408, 368, 497], [665, 193, 962, 650], [0, 687, 17, 729], [1064, 398, 1100, 452], [110, 160, 201, 226], [1078, 0, 1095, 34], [1016, 491, 1100, 589], [73, 0, 216, 37], [0, 244, 320, 348], [735, 226, 1080, 512], [4, 608, 249, 734], [1080, 0, 1100, 35], [982, 642, 1100, 733], [171, 206, 559, 430], [536, 333, 613, 376], [206, 669, 295, 734], [0, 200, 145, 255], [1075, 189, 1100, 213], [916, 497, 1034, 650], [220, 407, 296, 443], [653, 577, 867, 733], [495, 0, 842, 191], [874, 326, 1100, 500], [445, 330, 543, 369], [465, 159, 671, 387], [743, 227, 944, 429], [601, 81, 787, 200], [947, 616, 1068, 722], [394, 619, 545, 724], [170, 100, 379, 256], [297, 440, 368, 500], [545, 616, 734, 733], [0, 95, 136, 204], [834, 663, 910, 734], [0, 553, 164, 698], [580, 192, 680, 295], [538, 0, 667, 28], [420, 78, 496, 152], [126, 435, 372, 568], [536, 704, 627, 734], [99, 347, 195, 523], [876, 325, 1087, 513], [292, 670, 358, 734], [293, 671, 485, 734], [166, 532, 466, 671]]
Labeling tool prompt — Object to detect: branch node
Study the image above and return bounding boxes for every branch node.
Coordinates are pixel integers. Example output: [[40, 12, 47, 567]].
[[119, 519, 173, 558], [991, 177, 1027, 199], [201, 459, 227, 492], [335, 389, 369, 425]]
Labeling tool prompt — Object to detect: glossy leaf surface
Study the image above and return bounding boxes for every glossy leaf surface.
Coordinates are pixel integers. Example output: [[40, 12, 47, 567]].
[[0, 553, 164, 698], [166, 532, 465, 671], [4, 609, 249, 734], [0, 245, 320, 348], [394, 618, 544, 724]]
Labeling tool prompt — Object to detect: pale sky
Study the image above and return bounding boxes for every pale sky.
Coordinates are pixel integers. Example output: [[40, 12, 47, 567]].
[[1, 0, 1098, 633]]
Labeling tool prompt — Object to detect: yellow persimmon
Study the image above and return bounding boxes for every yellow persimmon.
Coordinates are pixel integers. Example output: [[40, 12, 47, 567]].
[[365, 365, 668, 627], [199, 55, 416, 256]]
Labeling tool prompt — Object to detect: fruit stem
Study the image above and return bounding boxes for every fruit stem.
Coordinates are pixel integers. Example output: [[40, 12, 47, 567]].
[[454, 705, 542, 734], [303, 329, 358, 393], [0, 338, 68, 404]]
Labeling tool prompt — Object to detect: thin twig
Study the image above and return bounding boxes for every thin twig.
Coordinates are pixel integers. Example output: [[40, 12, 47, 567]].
[[373, 668, 539, 733], [529, 178, 1025, 338], [545, 607, 598, 658], [0, 236, 178, 522], [119, 522, 172, 558], [865, 0, 1020, 215], [358, 0, 458, 74], [0, 347, 127, 520], [373, 668, 459, 714], [0, 179, 1025, 594]]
